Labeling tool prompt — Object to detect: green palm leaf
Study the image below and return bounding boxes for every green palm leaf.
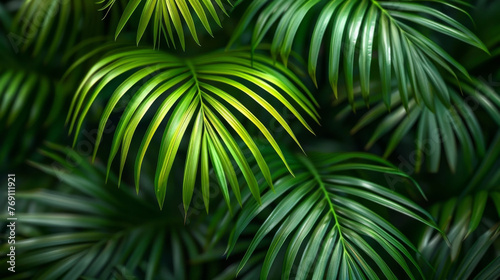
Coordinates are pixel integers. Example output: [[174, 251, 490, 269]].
[[103, 0, 231, 49], [227, 149, 443, 280], [11, 0, 111, 61], [462, 131, 500, 194], [419, 193, 500, 280], [0, 68, 64, 167], [420, 222, 500, 280], [67, 47, 319, 212], [228, 0, 488, 109], [416, 132, 500, 279], [458, 0, 500, 70], [0, 143, 244, 280], [337, 78, 500, 173]]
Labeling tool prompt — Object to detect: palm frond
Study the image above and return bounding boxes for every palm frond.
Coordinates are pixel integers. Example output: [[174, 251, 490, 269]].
[[419, 195, 500, 280], [459, 0, 500, 70], [462, 131, 500, 194], [0, 68, 64, 167], [227, 150, 442, 280], [11, 0, 110, 62], [228, 0, 488, 109], [103, 0, 231, 49], [422, 223, 500, 280], [67, 47, 319, 211], [337, 77, 500, 173], [0, 143, 240, 280], [416, 133, 500, 279]]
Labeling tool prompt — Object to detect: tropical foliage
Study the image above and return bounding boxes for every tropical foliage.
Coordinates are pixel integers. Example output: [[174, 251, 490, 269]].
[[0, 144, 255, 280], [227, 150, 441, 280], [103, 0, 231, 48], [228, 0, 487, 109], [336, 77, 500, 173], [66, 47, 318, 211], [1, 0, 499, 279]]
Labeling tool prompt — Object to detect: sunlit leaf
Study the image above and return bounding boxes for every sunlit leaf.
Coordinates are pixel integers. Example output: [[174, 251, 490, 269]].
[[105, 0, 230, 49], [67, 47, 318, 211]]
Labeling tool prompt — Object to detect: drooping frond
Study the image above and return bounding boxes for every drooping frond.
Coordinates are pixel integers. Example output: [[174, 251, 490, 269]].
[[67, 47, 319, 211], [337, 78, 500, 173], [228, 0, 488, 109], [227, 150, 442, 280], [102, 0, 232, 49]]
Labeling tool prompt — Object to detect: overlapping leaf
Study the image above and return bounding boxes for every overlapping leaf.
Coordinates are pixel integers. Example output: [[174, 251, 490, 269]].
[[228, 150, 442, 280], [103, 0, 231, 49], [11, 0, 112, 62], [67, 47, 319, 211], [0, 68, 64, 167], [419, 194, 500, 279], [228, 0, 488, 109], [0, 5, 70, 169], [460, 0, 500, 70], [420, 221, 500, 280], [337, 78, 500, 173], [416, 132, 500, 279], [0, 143, 246, 280]]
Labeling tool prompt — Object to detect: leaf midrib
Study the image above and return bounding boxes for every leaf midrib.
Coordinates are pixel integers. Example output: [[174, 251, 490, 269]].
[[298, 156, 349, 255]]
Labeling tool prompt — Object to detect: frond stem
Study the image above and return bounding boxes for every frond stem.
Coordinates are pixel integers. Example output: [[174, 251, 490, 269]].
[[298, 155, 348, 253], [370, 0, 390, 19], [370, 0, 410, 39], [185, 59, 201, 93]]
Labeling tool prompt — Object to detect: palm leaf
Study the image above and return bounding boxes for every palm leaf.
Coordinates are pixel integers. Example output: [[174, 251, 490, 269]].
[[462, 131, 500, 194], [227, 149, 443, 280], [11, 0, 112, 62], [0, 143, 245, 280], [417, 133, 500, 279], [103, 0, 231, 49], [67, 47, 319, 212], [337, 78, 500, 173], [228, 0, 488, 109], [0, 68, 64, 167], [459, 0, 500, 70], [433, 223, 500, 280], [419, 196, 500, 280]]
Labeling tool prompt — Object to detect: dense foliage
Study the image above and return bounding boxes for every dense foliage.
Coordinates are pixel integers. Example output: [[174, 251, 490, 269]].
[[1, 0, 499, 279]]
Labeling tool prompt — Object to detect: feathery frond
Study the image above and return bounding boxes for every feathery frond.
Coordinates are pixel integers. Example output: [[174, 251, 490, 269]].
[[0, 143, 240, 280], [417, 133, 500, 279], [67, 47, 319, 211], [419, 192, 500, 280], [0, 68, 64, 167], [420, 221, 499, 280], [103, 0, 231, 49], [227, 150, 442, 280], [11, 0, 109, 61], [337, 78, 500, 173], [228, 0, 488, 109]]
